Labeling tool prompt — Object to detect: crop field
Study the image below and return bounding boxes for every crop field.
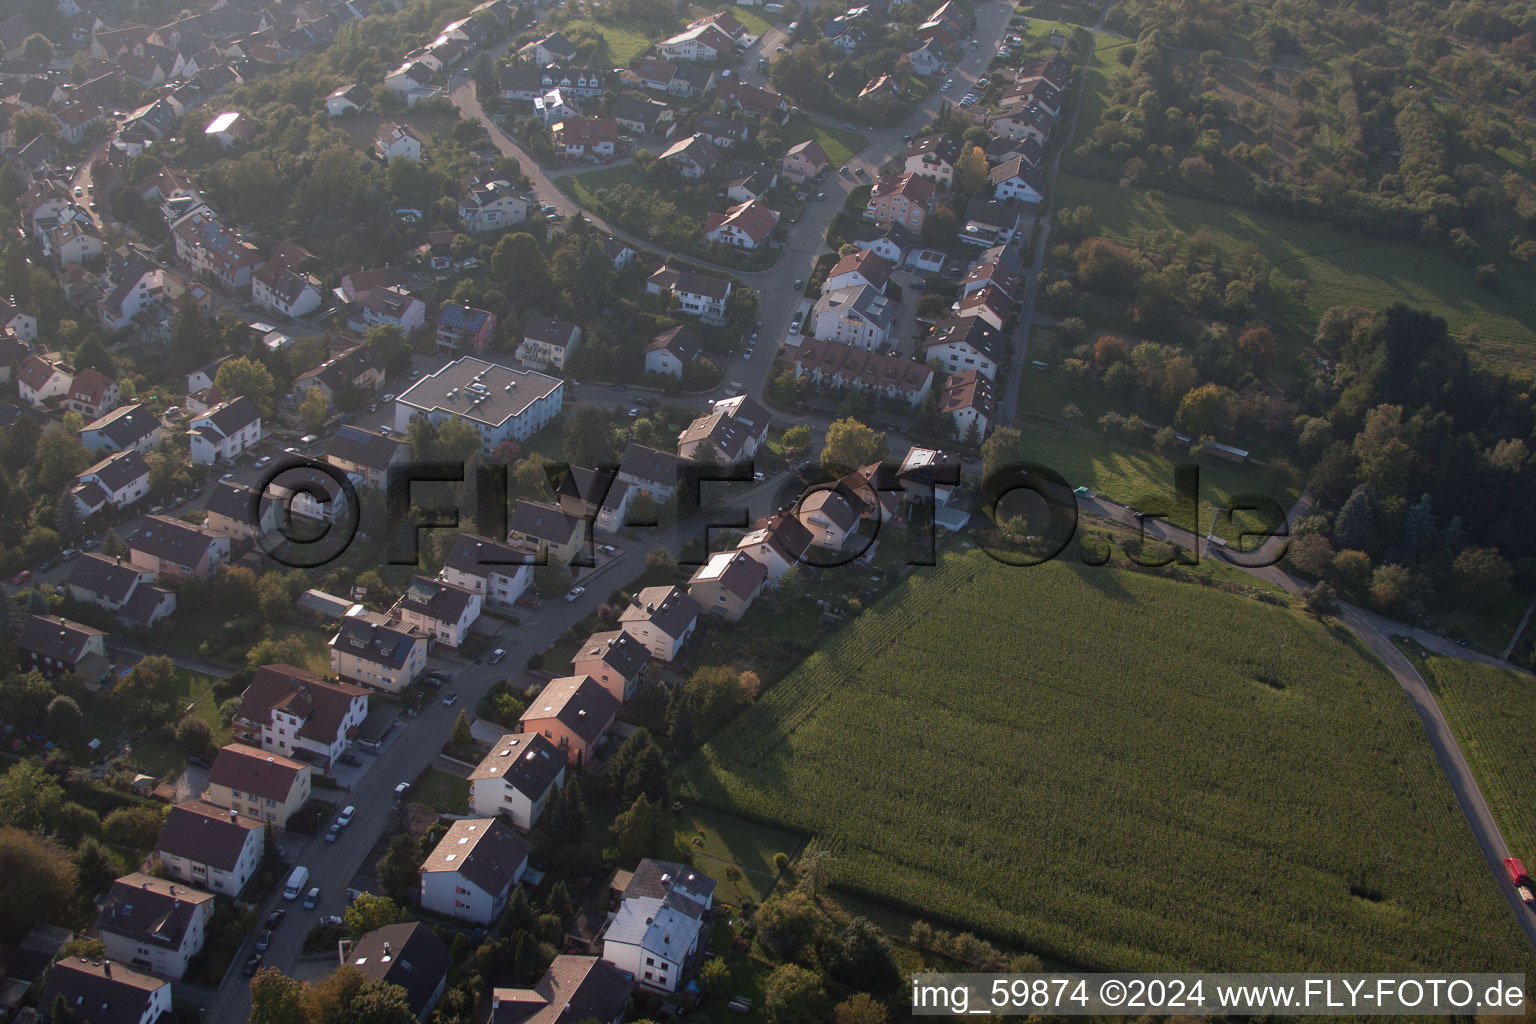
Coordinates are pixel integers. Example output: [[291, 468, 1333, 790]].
[[555, 17, 657, 65], [1055, 173, 1536, 370], [1419, 656, 1536, 864], [677, 550, 1534, 971]]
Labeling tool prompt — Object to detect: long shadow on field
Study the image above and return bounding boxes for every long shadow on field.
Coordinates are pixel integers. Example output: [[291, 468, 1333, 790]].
[[1063, 553, 1133, 604]]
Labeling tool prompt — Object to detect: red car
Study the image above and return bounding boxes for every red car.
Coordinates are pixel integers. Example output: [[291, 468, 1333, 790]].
[[515, 596, 539, 610], [10, 570, 32, 585]]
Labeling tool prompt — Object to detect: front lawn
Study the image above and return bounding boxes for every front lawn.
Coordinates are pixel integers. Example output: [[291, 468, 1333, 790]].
[[559, 163, 710, 222], [554, 17, 659, 64], [669, 805, 805, 905], [779, 118, 867, 169], [409, 767, 470, 813]]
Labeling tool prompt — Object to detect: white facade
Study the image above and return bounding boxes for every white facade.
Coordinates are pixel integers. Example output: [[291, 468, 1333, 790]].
[[441, 561, 531, 614]]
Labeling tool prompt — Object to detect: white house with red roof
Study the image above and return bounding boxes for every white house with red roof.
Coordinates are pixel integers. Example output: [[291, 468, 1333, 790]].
[[703, 199, 778, 251]]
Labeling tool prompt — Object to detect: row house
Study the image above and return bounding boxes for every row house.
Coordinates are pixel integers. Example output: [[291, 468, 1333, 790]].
[[129, 515, 230, 581], [499, 66, 607, 101], [173, 209, 263, 289], [792, 337, 935, 407], [66, 553, 177, 627], [940, 368, 995, 438]]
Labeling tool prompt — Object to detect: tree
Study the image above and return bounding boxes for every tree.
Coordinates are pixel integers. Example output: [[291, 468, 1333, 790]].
[[1174, 383, 1235, 436], [1451, 547, 1511, 607], [12, 109, 57, 143], [103, 806, 165, 848], [376, 834, 422, 899], [299, 388, 330, 433], [436, 418, 483, 467], [821, 418, 886, 474], [980, 426, 1020, 482], [309, 966, 416, 1024], [407, 415, 439, 462], [450, 709, 475, 751], [34, 426, 92, 495], [1302, 582, 1337, 620], [1333, 484, 1378, 552], [21, 33, 56, 62], [250, 968, 310, 1024], [117, 655, 177, 709], [621, 742, 669, 807], [0, 760, 63, 831], [564, 406, 617, 466], [0, 828, 79, 943], [491, 233, 548, 291], [175, 716, 213, 756], [610, 794, 668, 861], [699, 956, 732, 998], [344, 893, 411, 936], [47, 695, 82, 737], [835, 994, 890, 1024], [363, 325, 413, 376], [764, 964, 831, 1024], [782, 424, 812, 457], [215, 357, 278, 417], [74, 837, 120, 898], [1368, 563, 1417, 616], [825, 917, 901, 995], [755, 889, 822, 961], [954, 145, 989, 196]]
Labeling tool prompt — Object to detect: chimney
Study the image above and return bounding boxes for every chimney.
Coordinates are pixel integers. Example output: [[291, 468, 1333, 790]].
[[102, 961, 112, 977], [228, 808, 237, 821]]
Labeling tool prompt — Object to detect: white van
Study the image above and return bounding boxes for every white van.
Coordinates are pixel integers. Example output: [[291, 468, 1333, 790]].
[[283, 865, 310, 901]]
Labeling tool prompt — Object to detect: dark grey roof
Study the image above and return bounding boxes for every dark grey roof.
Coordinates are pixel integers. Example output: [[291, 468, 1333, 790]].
[[401, 575, 478, 623], [519, 674, 619, 743], [623, 858, 716, 909], [618, 585, 699, 640], [19, 614, 104, 664], [67, 553, 143, 603], [617, 443, 685, 489], [573, 629, 648, 681], [130, 516, 219, 565], [420, 818, 531, 897], [326, 424, 406, 472], [349, 923, 451, 1019], [98, 873, 214, 950], [469, 731, 566, 799], [41, 958, 167, 1024]]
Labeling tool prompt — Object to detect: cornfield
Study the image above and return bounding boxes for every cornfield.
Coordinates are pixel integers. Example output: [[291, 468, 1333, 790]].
[[676, 551, 1534, 971]]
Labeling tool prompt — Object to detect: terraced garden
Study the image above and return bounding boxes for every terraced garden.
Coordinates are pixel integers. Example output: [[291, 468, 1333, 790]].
[[677, 550, 1534, 971]]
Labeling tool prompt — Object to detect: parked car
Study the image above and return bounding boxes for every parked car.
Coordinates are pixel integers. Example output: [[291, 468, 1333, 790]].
[[324, 823, 340, 843], [794, 278, 804, 289], [338, 805, 355, 826], [565, 585, 586, 603], [381, 393, 395, 402], [394, 782, 411, 798], [515, 596, 539, 610], [303, 887, 320, 909], [442, 692, 459, 706], [255, 929, 272, 952], [489, 648, 506, 664], [255, 455, 272, 467], [220, 473, 235, 482], [61, 547, 81, 560], [82, 537, 100, 550], [10, 571, 31, 585], [319, 915, 343, 927], [243, 954, 263, 976], [608, 383, 627, 392], [266, 909, 286, 929], [339, 752, 362, 767], [186, 755, 212, 769], [743, 349, 753, 360], [816, 192, 826, 200]]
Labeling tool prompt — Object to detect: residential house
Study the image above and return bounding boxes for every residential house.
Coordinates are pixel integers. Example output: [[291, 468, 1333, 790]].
[[0, 298, 37, 342], [517, 315, 582, 370], [204, 743, 313, 828], [687, 550, 767, 621], [128, 516, 229, 581], [41, 958, 172, 1024], [348, 924, 452, 1023], [98, 873, 215, 980], [695, 113, 751, 148], [330, 610, 429, 692], [792, 338, 935, 407], [534, 87, 579, 125], [1016, 53, 1073, 92], [47, 218, 104, 267], [71, 449, 150, 516], [441, 533, 533, 613], [657, 21, 734, 61], [985, 133, 1044, 168], [326, 424, 409, 489], [734, 512, 814, 583], [647, 267, 731, 321], [373, 121, 422, 163], [501, 67, 607, 101], [419, 818, 531, 924], [66, 553, 177, 627], [600, 862, 714, 995], [294, 344, 386, 404], [19, 613, 109, 681], [81, 403, 162, 454], [904, 132, 961, 187], [552, 116, 618, 161], [436, 304, 497, 356], [571, 630, 649, 703], [960, 199, 1029, 249], [940, 368, 995, 438], [325, 82, 371, 115], [63, 368, 120, 419], [0, 331, 31, 382], [54, 102, 105, 144], [922, 315, 1004, 380], [643, 326, 703, 378], [959, 244, 1026, 300], [187, 396, 262, 465], [865, 173, 936, 232], [518, 673, 620, 768], [955, 281, 1013, 330], [359, 285, 427, 333], [797, 481, 869, 551], [384, 60, 437, 104], [849, 221, 914, 265], [658, 133, 720, 179], [989, 99, 1055, 146], [17, 353, 71, 406], [252, 242, 323, 318], [859, 73, 899, 99], [809, 285, 897, 349], [508, 499, 584, 566], [902, 38, 946, 77], [337, 267, 418, 305], [519, 31, 577, 64], [489, 956, 633, 1024], [232, 664, 369, 771], [675, 393, 770, 463], [725, 163, 777, 204], [616, 444, 687, 504], [468, 731, 567, 830], [613, 94, 672, 135], [98, 248, 162, 330], [458, 178, 530, 233], [558, 465, 631, 536], [155, 800, 265, 895], [716, 80, 788, 120], [394, 356, 564, 451], [618, 585, 699, 662], [703, 199, 778, 251], [394, 576, 483, 648], [202, 479, 280, 543], [631, 57, 679, 93], [989, 156, 1045, 204], [825, 250, 892, 294], [172, 209, 263, 289]]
